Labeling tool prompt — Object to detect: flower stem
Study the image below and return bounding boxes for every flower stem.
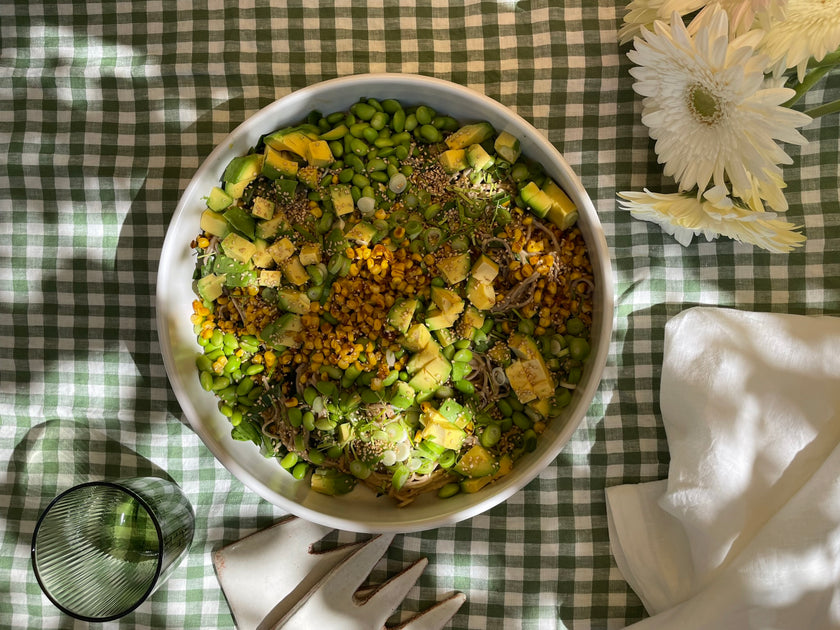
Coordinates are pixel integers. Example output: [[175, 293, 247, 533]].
[[805, 98, 840, 119], [784, 65, 833, 107], [806, 49, 840, 71]]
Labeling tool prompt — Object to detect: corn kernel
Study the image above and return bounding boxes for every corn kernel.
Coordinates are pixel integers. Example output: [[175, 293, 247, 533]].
[[311, 206, 323, 218], [197, 236, 210, 249]]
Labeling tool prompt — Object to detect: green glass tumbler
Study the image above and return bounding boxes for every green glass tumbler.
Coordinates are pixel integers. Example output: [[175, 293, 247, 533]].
[[31, 477, 195, 621]]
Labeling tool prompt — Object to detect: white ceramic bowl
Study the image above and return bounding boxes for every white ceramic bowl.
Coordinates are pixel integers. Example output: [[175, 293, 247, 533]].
[[157, 74, 613, 533]]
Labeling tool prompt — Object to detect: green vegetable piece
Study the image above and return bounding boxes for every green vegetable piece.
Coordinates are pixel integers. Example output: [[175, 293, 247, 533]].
[[454, 444, 498, 478], [445, 121, 495, 150]]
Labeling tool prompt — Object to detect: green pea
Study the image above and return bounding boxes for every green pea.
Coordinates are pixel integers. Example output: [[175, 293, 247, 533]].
[[199, 371, 214, 391], [291, 462, 309, 480], [438, 482, 461, 499], [418, 124, 441, 143], [455, 380, 475, 395]]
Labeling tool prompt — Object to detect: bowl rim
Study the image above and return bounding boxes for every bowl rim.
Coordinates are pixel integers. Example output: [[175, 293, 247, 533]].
[[156, 73, 614, 533]]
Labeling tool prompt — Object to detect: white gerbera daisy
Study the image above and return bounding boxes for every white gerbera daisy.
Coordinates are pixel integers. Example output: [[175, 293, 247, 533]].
[[619, 0, 706, 45], [689, 0, 788, 37], [758, 0, 840, 80], [628, 6, 812, 212], [617, 187, 806, 252]]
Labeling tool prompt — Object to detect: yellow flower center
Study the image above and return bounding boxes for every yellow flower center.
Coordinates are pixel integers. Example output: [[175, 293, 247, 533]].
[[687, 83, 723, 125]]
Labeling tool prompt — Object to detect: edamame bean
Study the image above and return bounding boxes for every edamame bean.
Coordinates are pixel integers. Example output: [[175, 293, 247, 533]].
[[418, 124, 441, 143], [280, 452, 298, 469], [320, 124, 348, 141], [302, 411, 316, 431], [497, 398, 513, 417], [350, 137, 368, 156], [415, 105, 435, 125], [352, 102, 376, 120], [438, 482, 461, 499], [455, 380, 475, 395], [236, 378, 254, 396], [287, 406, 303, 427], [245, 363, 264, 375], [513, 411, 532, 430], [568, 337, 590, 361], [362, 126, 379, 144], [480, 423, 502, 448], [292, 462, 309, 480], [199, 371, 214, 391], [196, 355, 213, 372], [370, 111, 389, 130], [452, 348, 473, 363]]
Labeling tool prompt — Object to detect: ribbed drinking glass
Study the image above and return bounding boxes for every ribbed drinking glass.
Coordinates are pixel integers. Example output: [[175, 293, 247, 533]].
[[31, 477, 194, 621]]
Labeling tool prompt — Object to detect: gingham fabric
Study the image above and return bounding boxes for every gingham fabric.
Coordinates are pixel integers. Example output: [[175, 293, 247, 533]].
[[2, 1, 838, 628]]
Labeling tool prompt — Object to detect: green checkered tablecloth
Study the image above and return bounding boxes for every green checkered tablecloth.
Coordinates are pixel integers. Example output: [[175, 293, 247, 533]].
[[1, 1, 838, 628]]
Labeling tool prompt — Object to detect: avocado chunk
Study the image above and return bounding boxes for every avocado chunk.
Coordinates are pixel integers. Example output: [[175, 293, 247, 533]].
[[424, 308, 459, 331], [310, 468, 356, 495], [200, 209, 230, 239], [387, 298, 418, 334], [258, 270, 282, 287], [438, 148, 468, 173], [543, 178, 579, 229], [196, 273, 225, 302], [220, 233, 257, 265], [401, 323, 432, 352], [430, 286, 464, 317], [437, 398, 472, 429], [345, 221, 377, 246], [305, 139, 334, 168], [409, 354, 451, 393], [262, 146, 299, 180], [466, 276, 496, 311], [263, 124, 320, 158], [436, 253, 471, 285], [280, 255, 309, 286], [260, 312, 302, 349], [420, 407, 466, 451], [454, 444, 498, 478], [223, 205, 256, 239], [519, 181, 552, 219], [470, 254, 499, 283], [267, 237, 295, 264], [223, 153, 264, 185], [214, 255, 256, 287], [466, 143, 494, 171], [330, 185, 355, 216], [494, 131, 521, 163], [206, 186, 233, 211], [406, 341, 443, 375], [251, 196, 275, 220], [277, 288, 311, 314], [255, 213, 289, 241], [252, 238, 273, 268], [445, 121, 495, 150], [389, 380, 416, 410]]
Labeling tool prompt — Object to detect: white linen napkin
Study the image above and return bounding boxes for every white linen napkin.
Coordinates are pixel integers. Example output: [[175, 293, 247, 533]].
[[606, 306, 840, 629]]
